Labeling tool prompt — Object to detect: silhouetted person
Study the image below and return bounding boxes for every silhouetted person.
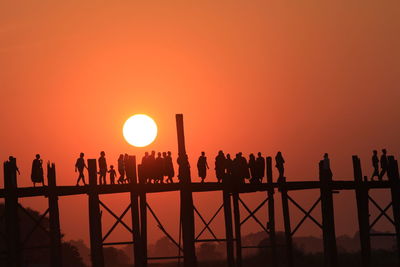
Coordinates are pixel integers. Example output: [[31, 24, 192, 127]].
[[148, 151, 156, 183], [275, 152, 285, 179], [75, 152, 87, 186], [31, 154, 44, 187], [215, 151, 226, 183], [371, 150, 379, 181], [225, 154, 233, 176], [239, 152, 249, 182], [197, 152, 209, 183], [177, 154, 190, 183], [117, 154, 125, 184], [108, 165, 117, 184], [141, 152, 150, 184], [248, 154, 257, 183], [98, 151, 107, 185], [155, 152, 164, 183], [165, 151, 175, 183], [232, 153, 244, 184], [124, 153, 130, 183], [322, 153, 333, 179], [255, 152, 265, 183], [379, 149, 388, 181]]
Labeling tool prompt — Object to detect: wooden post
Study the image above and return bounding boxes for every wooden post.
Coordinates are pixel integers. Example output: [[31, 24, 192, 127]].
[[127, 156, 145, 267], [319, 161, 338, 267], [232, 192, 242, 267], [176, 114, 197, 267], [4, 158, 20, 267], [388, 156, 400, 263], [88, 159, 104, 267], [352, 156, 371, 267], [266, 157, 277, 267], [138, 164, 148, 265], [47, 163, 63, 267], [223, 190, 235, 267], [280, 177, 294, 267]]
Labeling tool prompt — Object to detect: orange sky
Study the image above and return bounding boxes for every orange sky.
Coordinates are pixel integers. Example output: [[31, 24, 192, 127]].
[[1, 1, 400, 247]]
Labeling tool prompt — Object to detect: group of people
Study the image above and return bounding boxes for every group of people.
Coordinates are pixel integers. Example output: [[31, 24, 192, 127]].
[[371, 149, 389, 181], [6, 148, 393, 187], [196, 151, 286, 184], [139, 151, 175, 184]]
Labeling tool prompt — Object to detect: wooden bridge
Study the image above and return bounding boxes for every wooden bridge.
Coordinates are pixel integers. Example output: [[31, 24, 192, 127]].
[[1, 114, 400, 267]]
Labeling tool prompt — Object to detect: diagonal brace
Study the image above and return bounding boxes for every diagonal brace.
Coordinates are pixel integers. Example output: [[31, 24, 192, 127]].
[[368, 197, 394, 229], [290, 197, 321, 236], [21, 208, 50, 246], [195, 203, 224, 240], [238, 197, 268, 233], [99, 201, 132, 234], [240, 197, 268, 226], [194, 205, 220, 241], [146, 203, 183, 253], [18, 204, 49, 235], [102, 204, 132, 242]]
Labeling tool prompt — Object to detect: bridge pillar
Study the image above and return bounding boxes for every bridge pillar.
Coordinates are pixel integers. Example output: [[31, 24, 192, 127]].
[[88, 159, 104, 267], [232, 192, 242, 267], [176, 114, 197, 267], [280, 177, 294, 267], [127, 156, 146, 267], [319, 161, 338, 267], [3, 158, 20, 267], [223, 189, 235, 267], [388, 156, 400, 263], [266, 157, 277, 267], [47, 163, 63, 267], [352, 156, 371, 267]]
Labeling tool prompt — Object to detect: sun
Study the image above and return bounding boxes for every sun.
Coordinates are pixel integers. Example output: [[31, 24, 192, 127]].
[[123, 114, 158, 147]]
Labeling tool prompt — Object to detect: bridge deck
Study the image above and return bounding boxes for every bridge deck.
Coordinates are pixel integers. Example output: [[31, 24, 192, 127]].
[[0, 180, 391, 198]]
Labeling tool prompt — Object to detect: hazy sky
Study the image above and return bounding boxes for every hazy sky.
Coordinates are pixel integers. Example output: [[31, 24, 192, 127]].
[[1, 1, 399, 247]]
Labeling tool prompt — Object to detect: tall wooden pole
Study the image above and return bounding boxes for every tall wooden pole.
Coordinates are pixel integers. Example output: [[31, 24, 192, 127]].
[[232, 192, 242, 267], [176, 114, 197, 267], [266, 157, 277, 267], [88, 159, 104, 267], [319, 161, 338, 267], [280, 177, 293, 267], [127, 156, 145, 267], [4, 158, 20, 267], [352, 156, 371, 267], [223, 189, 235, 267], [388, 156, 400, 263], [47, 163, 63, 267]]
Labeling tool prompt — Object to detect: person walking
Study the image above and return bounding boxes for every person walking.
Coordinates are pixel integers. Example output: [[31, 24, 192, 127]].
[[75, 152, 87, 186], [197, 152, 209, 183]]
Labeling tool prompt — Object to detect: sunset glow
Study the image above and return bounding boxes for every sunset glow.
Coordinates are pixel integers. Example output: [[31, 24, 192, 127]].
[[123, 114, 158, 147]]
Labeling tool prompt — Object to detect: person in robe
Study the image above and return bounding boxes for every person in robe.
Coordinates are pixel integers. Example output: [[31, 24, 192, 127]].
[[31, 154, 44, 187], [255, 152, 265, 183], [197, 152, 209, 183]]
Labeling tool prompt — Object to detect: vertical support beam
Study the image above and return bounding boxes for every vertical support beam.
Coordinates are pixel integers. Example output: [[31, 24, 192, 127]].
[[280, 177, 293, 267], [140, 191, 147, 266], [88, 159, 104, 267], [266, 157, 277, 267], [4, 159, 20, 267], [232, 193, 242, 267], [319, 161, 338, 267], [223, 190, 235, 267], [127, 156, 145, 267], [176, 114, 197, 267], [388, 156, 400, 263], [47, 163, 63, 267], [352, 156, 370, 267]]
